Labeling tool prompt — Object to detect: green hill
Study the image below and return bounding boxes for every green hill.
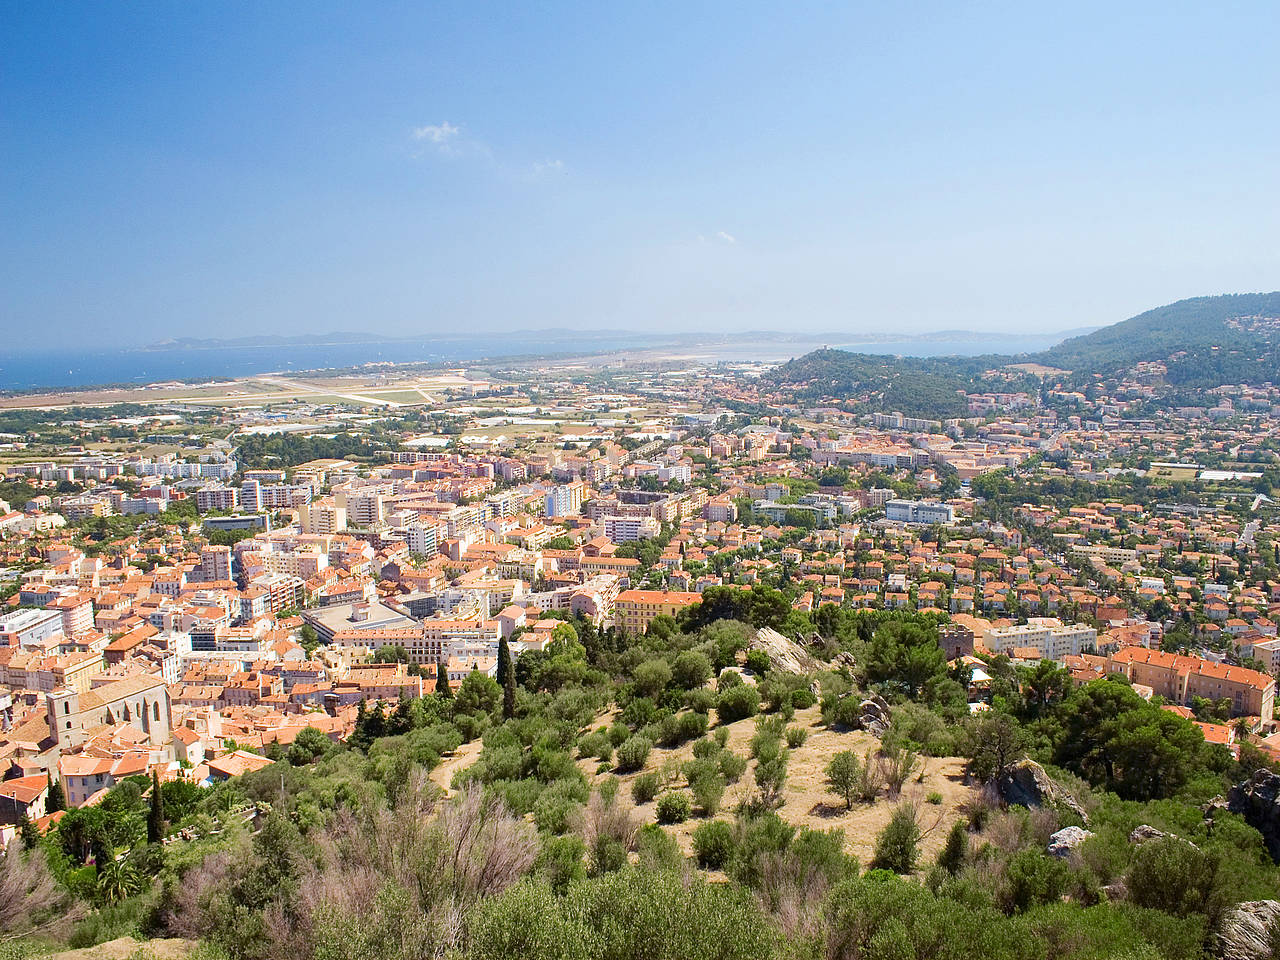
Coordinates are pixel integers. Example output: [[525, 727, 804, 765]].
[[1037, 291, 1280, 376], [764, 350, 978, 418]]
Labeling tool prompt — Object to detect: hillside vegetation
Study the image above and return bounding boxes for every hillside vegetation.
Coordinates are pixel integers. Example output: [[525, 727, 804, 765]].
[[9, 590, 1280, 960], [1037, 292, 1280, 376]]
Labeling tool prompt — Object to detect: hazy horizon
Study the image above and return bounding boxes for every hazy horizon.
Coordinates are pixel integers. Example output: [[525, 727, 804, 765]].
[[4, 3, 1279, 349]]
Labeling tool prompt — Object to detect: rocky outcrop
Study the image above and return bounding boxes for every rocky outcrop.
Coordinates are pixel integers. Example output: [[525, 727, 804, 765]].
[[1128, 824, 1167, 845], [1228, 770, 1280, 862], [1047, 826, 1093, 857], [1128, 824, 1197, 849], [996, 759, 1089, 823], [858, 695, 891, 738], [1216, 900, 1280, 960], [750, 627, 821, 675]]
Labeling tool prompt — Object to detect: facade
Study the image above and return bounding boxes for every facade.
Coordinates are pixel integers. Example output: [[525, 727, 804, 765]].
[[986, 618, 1096, 660], [615, 589, 702, 634], [885, 499, 955, 525], [1108, 648, 1275, 718]]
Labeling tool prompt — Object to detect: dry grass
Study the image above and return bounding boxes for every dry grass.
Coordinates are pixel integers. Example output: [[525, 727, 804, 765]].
[[582, 704, 974, 870]]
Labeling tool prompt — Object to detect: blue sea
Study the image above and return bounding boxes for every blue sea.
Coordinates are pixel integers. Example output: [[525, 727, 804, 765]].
[[0, 331, 1069, 393], [0, 334, 661, 392]]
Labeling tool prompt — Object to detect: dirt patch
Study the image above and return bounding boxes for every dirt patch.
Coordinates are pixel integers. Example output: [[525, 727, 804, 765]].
[[48, 938, 196, 960], [430, 737, 486, 796], [590, 704, 974, 871]]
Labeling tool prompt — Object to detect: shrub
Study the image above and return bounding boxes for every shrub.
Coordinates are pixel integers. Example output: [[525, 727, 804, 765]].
[[659, 710, 708, 746], [745, 650, 771, 676], [791, 688, 817, 709], [577, 730, 613, 763], [690, 769, 727, 816], [692, 737, 722, 760], [871, 803, 920, 874], [937, 820, 968, 875], [693, 820, 735, 869], [656, 792, 692, 824], [754, 751, 788, 809], [684, 687, 717, 714], [825, 695, 864, 729], [926, 791, 943, 805], [615, 736, 652, 773], [633, 659, 674, 699], [713, 726, 731, 748], [717, 684, 761, 723], [719, 750, 748, 783], [785, 725, 809, 749], [826, 749, 862, 810], [607, 723, 631, 747], [1127, 836, 1223, 918], [635, 824, 684, 870], [1002, 850, 1070, 914], [536, 834, 586, 893], [631, 772, 661, 805], [532, 782, 583, 835], [673, 650, 713, 689]]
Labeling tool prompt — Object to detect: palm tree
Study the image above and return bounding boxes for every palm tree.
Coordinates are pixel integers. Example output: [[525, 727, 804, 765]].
[[96, 850, 143, 904]]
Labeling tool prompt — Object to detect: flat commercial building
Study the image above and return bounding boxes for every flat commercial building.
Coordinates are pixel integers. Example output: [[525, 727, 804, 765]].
[[885, 499, 955, 525]]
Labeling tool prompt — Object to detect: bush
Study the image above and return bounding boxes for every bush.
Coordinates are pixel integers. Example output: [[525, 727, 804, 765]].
[[926, 791, 943, 805], [791, 688, 817, 709], [785, 725, 809, 749], [745, 650, 771, 676], [1127, 836, 1222, 918], [615, 736, 652, 773], [673, 650, 713, 689], [633, 659, 674, 699], [685, 687, 718, 714], [717, 684, 761, 723], [577, 730, 613, 763], [655, 792, 693, 824], [631, 772, 661, 805], [659, 710, 708, 747], [825, 695, 865, 729], [689, 766, 726, 816], [533, 783, 582, 835], [693, 820, 735, 869], [1002, 850, 1070, 914], [826, 749, 862, 810], [937, 820, 968, 875], [871, 803, 920, 874], [692, 737, 722, 760], [719, 750, 748, 784], [536, 834, 586, 893], [635, 824, 684, 871]]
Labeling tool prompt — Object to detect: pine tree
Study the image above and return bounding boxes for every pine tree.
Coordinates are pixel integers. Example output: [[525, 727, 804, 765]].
[[18, 811, 40, 850], [46, 772, 65, 813], [148, 769, 166, 843], [498, 637, 515, 720]]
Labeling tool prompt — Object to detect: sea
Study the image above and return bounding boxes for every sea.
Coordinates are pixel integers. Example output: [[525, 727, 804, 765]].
[[0, 331, 1070, 393]]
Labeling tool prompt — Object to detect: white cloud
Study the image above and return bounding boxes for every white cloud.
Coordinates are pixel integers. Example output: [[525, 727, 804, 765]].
[[532, 158, 565, 175], [716, 231, 737, 244], [412, 122, 460, 145]]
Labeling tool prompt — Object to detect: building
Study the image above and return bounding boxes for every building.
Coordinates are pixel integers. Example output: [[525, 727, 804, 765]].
[[1108, 647, 1275, 718], [406, 522, 440, 559], [884, 499, 955, 525], [615, 589, 702, 635], [45, 673, 172, 752], [199, 545, 232, 583], [299, 498, 347, 535], [603, 515, 660, 543], [196, 485, 240, 513], [986, 618, 1096, 660], [544, 482, 586, 518], [0, 608, 65, 647]]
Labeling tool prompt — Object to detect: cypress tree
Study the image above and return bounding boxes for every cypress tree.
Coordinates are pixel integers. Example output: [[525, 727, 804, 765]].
[[437, 654, 453, 701], [18, 812, 40, 850], [499, 637, 516, 721], [46, 772, 65, 813], [148, 769, 165, 844]]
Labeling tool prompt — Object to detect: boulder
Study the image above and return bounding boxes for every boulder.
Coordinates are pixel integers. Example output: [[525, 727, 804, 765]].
[[1047, 826, 1094, 858], [995, 759, 1089, 823], [1128, 824, 1167, 845], [1228, 770, 1280, 863], [1217, 900, 1280, 960]]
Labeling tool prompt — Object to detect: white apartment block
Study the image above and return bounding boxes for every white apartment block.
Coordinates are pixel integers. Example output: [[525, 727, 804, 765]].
[[986, 618, 1097, 660], [884, 499, 955, 525]]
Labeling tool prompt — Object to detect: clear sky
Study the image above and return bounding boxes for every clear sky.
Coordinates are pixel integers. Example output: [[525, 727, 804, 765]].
[[3, 1, 1279, 349]]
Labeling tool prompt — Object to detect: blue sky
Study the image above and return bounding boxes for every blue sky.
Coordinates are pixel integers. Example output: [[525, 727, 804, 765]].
[[3, 1, 1279, 349]]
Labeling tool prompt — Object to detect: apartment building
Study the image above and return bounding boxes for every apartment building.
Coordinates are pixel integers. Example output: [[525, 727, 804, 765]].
[[1108, 647, 1275, 718], [986, 618, 1096, 660], [885, 499, 955, 525], [614, 589, 702, 635]]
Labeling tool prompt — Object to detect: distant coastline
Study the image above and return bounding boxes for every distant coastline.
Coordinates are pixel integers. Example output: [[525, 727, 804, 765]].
[[0, 327, 1090, 395]]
